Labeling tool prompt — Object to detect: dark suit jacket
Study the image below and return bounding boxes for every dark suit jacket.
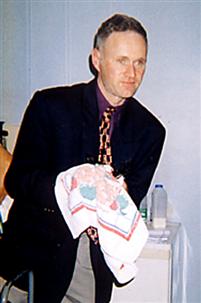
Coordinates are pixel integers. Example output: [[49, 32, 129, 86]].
[[4, 79, 165, 247]]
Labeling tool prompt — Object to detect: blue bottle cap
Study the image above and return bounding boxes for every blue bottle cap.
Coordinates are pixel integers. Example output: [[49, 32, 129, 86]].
[[155, 184, 163, 188]]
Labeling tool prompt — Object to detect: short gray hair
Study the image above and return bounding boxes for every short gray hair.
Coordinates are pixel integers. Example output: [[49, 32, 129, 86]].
[[93, 13, 148, 49]]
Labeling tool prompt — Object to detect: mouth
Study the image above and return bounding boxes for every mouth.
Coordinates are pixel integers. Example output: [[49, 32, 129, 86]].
[[121, 81, 136, 88], [122, 79, 136, 84]]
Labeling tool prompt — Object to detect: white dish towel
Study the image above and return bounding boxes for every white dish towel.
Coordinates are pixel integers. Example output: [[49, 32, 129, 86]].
[[55, 163, 149, 283]]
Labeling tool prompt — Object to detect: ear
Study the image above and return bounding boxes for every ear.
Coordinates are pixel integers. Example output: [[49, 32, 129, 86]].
[[91, 48, 101, 73]]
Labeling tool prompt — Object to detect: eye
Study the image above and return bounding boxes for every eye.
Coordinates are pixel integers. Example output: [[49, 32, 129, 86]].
[[117, 57, 129, 66], [133, 59, 146, 69]]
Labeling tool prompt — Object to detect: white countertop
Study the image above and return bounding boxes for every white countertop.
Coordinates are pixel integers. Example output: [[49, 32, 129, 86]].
[[140, 222, 181, 259]]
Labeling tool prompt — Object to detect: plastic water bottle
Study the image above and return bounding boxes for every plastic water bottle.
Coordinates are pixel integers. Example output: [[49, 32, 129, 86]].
[[139, 196, 148, 222], [151, 184, 167, 229]]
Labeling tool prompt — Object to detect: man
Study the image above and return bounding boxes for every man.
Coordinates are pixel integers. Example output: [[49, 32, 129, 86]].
[[0, 14, 165, 303]]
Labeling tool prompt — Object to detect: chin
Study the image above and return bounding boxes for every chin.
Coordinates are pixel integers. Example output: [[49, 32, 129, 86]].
[[123, 91, 136, 98], [120, 87, 138, 98]]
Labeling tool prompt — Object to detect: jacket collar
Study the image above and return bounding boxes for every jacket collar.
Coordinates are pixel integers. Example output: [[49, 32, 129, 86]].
[[81, 79, 138, 165]]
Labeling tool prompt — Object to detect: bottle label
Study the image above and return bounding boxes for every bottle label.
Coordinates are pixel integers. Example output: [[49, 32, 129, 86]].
[[140, 208, 147, 221]]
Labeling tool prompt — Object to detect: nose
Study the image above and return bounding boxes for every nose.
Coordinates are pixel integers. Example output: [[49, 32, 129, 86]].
[[126, 63, 136, 78]]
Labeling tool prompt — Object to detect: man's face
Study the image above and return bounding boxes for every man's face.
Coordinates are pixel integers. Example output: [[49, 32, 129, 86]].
[[92, 31, 147, 106]]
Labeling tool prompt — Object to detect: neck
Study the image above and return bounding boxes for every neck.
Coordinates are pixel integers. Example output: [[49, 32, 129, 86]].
[[97, 78, 125, 107]]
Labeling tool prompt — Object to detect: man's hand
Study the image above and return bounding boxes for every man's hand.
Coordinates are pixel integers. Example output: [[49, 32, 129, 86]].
[[122, 180, 128, 191]]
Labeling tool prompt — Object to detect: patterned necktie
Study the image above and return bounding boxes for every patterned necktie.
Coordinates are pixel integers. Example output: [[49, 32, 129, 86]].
[[98, 107, 115, 165], [86, 107, 115, 245]]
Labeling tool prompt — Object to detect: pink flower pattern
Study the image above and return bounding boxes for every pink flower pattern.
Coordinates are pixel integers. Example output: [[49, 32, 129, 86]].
[[71, 164, 127, 213]]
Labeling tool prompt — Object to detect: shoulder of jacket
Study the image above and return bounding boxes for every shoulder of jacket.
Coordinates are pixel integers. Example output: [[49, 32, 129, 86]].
[[28, 81, 93, 111], [126, 97, 166, 134], [35, 82, 87, 98]]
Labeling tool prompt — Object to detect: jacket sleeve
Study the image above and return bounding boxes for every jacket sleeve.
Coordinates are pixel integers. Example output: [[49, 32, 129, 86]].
[[125, 124, 166, 209]]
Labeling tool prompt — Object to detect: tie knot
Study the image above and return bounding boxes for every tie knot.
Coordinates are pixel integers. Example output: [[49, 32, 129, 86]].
[[102, 107, 116, 121], [105, 106, 116, 113]]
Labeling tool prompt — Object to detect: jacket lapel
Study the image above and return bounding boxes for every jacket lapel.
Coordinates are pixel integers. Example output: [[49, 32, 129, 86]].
[[81, 81, 138, 168], [111, 99, 138, 170]]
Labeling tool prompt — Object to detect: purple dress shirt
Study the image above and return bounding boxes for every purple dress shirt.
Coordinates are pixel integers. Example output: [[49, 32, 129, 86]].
[[96, 84, 127, 137]]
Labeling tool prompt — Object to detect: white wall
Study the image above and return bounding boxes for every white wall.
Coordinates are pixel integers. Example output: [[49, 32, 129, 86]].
[[0, 1, 200, 302]]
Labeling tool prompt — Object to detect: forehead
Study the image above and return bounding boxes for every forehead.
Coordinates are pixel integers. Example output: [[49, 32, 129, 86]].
[[101, 31, 147, 58]]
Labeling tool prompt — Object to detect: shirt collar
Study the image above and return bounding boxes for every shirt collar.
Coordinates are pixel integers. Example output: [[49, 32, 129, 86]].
[[96, 83, 127, 120]]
